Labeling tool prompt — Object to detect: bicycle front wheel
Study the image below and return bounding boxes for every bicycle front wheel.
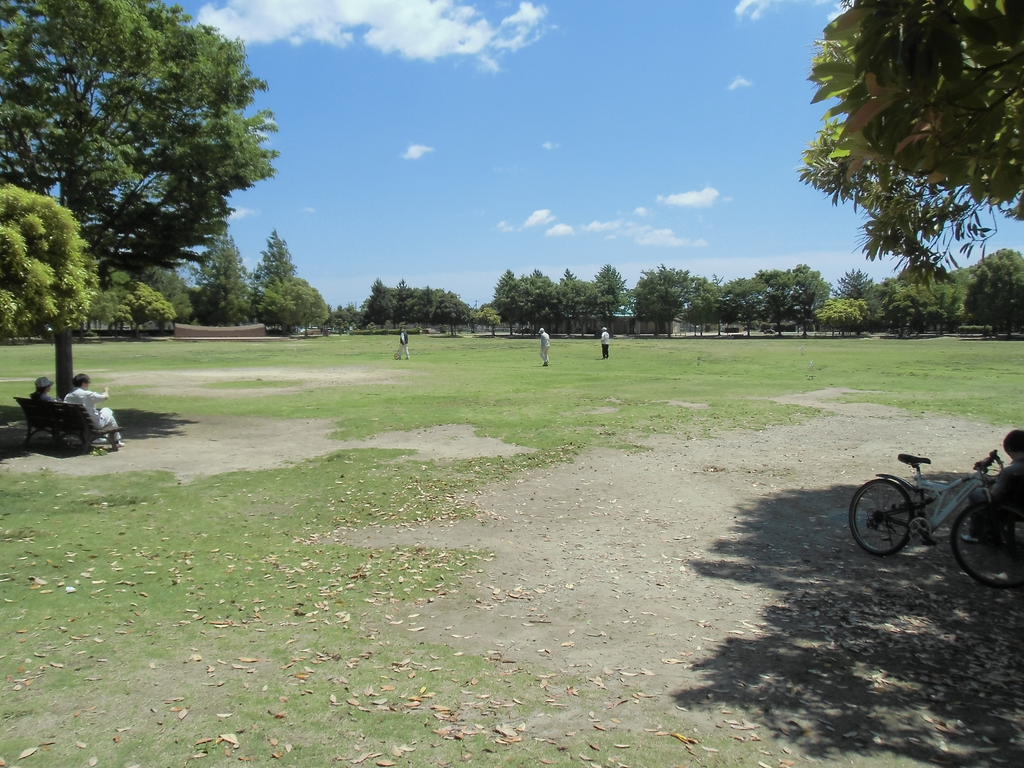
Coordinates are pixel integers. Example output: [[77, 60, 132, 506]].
[[950, 503, 1024, 588], [849, 478, 913, 555]]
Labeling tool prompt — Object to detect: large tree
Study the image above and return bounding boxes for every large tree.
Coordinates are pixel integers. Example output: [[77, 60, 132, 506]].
[[491, 269, 522, 335], [790, 264, 831, 337], [0, 0, 276, 392], [719, 276, 765, 336], [361, 279, 394, 327], [0, 184, 95, 339], [964, 249, 1024, 337], [801, 0, 1024, 275], [191, 235, 251, 326], [633, 264, 692, 336], [592, 264, 627, 328], [756, 269, 797, 335]]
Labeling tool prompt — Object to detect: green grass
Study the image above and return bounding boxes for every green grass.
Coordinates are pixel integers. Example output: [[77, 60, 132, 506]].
[[1, 334, 1021, 766]]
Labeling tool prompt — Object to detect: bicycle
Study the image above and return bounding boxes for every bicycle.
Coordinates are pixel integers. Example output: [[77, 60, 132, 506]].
[[950, 498, 1024, 588], [848, 450, 1002, 556]]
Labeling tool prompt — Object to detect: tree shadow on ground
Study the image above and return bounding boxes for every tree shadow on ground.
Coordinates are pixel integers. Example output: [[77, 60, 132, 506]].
[[0, 408, 197, 461], [674, 480, 1024, 767]]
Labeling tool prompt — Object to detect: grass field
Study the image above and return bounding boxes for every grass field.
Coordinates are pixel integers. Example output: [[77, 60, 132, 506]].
[[1, 334, 1021, 767]]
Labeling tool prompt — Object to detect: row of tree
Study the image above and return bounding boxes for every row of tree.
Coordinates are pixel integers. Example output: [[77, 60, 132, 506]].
[[477, 253, 1024, 338], [80, 230, 329, 335], [299, 249, 1024, 339]]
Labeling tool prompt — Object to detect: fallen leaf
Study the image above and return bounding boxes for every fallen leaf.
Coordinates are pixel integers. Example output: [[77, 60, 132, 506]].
[[670, 732, 698, 744]]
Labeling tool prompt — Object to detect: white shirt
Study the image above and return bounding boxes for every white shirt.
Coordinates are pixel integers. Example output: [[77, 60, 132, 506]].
[[540, 331, 550, 348], [601, 330, 610, 344], [64, 387, 108, 426]]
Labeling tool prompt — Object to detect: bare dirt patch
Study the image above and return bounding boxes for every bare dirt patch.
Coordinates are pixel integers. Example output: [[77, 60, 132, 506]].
[[338, 389, 1024, 766], [332, 424, 534, 462]]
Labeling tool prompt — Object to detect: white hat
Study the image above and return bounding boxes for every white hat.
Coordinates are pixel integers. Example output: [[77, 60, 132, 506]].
[[539, 328, 544, 333]]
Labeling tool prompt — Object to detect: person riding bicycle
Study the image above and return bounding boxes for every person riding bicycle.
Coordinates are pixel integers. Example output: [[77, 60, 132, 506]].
[[964, 429, 1024, 541]]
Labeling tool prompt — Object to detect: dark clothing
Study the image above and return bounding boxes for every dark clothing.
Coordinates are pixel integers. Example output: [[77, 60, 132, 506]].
[[30, 391, 56, 402], [990, 456, 1024, 508], [601, 343, 609, 359]]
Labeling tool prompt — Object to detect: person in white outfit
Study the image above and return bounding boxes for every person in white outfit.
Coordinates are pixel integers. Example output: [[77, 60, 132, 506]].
[[600, 327, 610, 359], [539, 328, 550, 366], [64, 373, 123, 447]]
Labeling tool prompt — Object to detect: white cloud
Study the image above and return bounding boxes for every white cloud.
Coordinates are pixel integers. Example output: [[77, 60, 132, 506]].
[[633, 206, 650, 217], [541, 141, 559, 150], [728, 75, 753, 90], [546, 223, 574, 237], [197, 0, 548, 68], [497, 220, 517, 232], [228, 206, 257, 221], [583, 220, 623, 233], [523, 209, 555, 228], [630, 226, 707, 248], [658, 187, 721, 208], [402, 144, 435, 160], [301, 207, 317, 214], [735, 0, 836, 21]]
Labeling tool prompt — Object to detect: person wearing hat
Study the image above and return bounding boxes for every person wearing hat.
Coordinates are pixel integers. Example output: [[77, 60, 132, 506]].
[[30, 376, 57, 402], [539, 328, 550, 366], [64, 373, 124, 447], [600, 327, 610, 359]]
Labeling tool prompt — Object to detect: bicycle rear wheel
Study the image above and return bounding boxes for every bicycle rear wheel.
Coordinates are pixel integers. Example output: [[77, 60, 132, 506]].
[[849, 478, 913, 555], [950, 503, 1024, 588]]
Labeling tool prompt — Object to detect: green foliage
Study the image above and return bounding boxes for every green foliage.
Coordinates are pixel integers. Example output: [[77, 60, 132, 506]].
[[191, 234, 252, 326], [138, 265, 192, 326], [790, 264, 831, 336], [557, 269, 596, 335], [431, 289, 470, 335], [361, 278, 394, 327], [633, 264, 693, 335], [963, 248, 1024, 335], [592, 263, 628, 325], [719, 277, 766, 336], [755, 268, 797, 334], [113, 280, 177, 333], [472, 303, 502, 333], [0, 184, 96, 337], [258, 277, 329, 334], [817, 297, 871, 334], [0, 0, 278, 273], [802, 0, 1024, 273], [491, 269, 522, 331]]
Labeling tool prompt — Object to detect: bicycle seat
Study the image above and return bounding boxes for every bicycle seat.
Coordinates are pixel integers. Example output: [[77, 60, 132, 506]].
[[898, 453, 931, 467]]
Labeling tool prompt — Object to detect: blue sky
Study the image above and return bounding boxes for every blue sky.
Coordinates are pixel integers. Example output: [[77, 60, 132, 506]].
[[180, 0, 1024, 308]]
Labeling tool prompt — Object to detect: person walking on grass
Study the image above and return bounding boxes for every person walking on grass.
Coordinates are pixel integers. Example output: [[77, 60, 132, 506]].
[[600, 327, 610, 359], [539, 328, 551, 366], [398, 327, 410, 360], [64, 373, 124, 447]]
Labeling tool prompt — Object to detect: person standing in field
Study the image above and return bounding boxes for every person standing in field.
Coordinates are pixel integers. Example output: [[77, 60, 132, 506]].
[[398, 327, 410, 359], [539, 328, 550, 366], [600, 327, 610, 359]]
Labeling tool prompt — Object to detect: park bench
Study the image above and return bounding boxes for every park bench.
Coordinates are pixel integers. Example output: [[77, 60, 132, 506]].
[[14, 397, 121, 452]]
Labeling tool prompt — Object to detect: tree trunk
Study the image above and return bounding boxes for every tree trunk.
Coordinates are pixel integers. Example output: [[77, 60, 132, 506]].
[[55, 329, 74, 399]]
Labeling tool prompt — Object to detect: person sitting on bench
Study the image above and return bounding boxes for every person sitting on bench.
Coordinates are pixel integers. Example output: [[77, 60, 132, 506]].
[[64, 373, 124, 448], [30, 376, 57, 402]]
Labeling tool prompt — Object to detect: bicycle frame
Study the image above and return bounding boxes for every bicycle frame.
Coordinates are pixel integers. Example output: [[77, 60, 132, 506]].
[[876, 466, 989, 536]]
